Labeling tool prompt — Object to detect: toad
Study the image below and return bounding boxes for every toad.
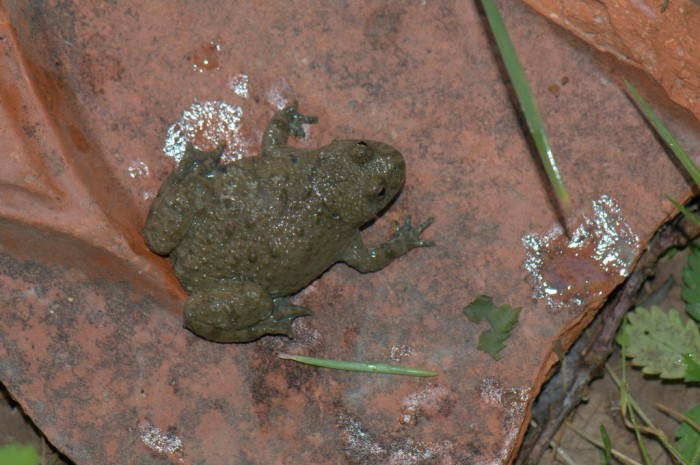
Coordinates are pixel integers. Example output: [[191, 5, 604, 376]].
[[144, 102, 433, 342]]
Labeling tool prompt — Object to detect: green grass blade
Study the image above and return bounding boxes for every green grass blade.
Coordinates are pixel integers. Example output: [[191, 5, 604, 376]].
[[600, 424, 613, 465], [625, 80, 700, 187], [278, 353, 438, 377], [666, 195, 700, 228], [619, 345, 654, 465], [481, 0, 571, 212]]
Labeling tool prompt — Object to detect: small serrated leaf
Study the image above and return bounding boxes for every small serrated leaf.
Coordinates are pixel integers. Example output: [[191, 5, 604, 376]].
[[690, 245, 700, 271], [689, 302, 700, 323], [683, 268, 700, 291], [682, 245, 700, 323], [464, 295, 521, 361], [675, 403, 700, 464], [683, 354, 700, 383], [618, 306, 700, 379], [682, 287, 700, 305]]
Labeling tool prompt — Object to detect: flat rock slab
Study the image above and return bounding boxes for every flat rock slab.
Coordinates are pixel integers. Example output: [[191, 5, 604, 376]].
[[1, 1, 699, 464], [524, 0, 700, 123]]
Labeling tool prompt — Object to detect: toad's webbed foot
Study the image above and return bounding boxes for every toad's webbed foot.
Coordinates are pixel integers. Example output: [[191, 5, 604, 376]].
[[391, 215, 436, 249], [253, 299, 312, 338], [342, 215, 435, 273], [284, 101, 318, 139], [171, 144, 225, 184], [262, 101, 318, 153]]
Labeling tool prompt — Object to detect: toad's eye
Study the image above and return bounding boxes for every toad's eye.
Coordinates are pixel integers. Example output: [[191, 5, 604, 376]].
[[367, 177, 386, 200], [351, 141, 373, 164]]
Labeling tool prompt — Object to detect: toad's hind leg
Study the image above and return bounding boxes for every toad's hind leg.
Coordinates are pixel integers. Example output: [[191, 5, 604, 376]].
[[183, 280, 311, 343]]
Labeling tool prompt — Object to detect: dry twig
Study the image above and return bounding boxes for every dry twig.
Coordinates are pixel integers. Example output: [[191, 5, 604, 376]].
[[516, 215, 700, 464]]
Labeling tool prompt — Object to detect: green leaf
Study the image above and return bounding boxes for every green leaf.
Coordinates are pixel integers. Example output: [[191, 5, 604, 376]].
[[683, 287, 700, 305], [690, 246, 700, 271], [684, 269, 700, 291], [690, 303, 700, 325], [0, 443, 40, 465], [617, 306, 700, 379], [683, 245, 700, 322], [600, 424, 613, 465], [675, 403, 700, 465], [684, 354, 700, 383], [464, 295, 521, 360]]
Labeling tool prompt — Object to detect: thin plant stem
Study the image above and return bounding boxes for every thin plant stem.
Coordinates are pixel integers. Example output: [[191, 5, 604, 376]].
[[655, 403, 700, 435], [655, 402, 700, 465], [625, 80, 700, 187], [607, 363, 692, 465], [564, 421, 643, 465], [616, 355, 654, 465], [526, 419, 579, 465], [278, 353, 438, 377], [666, 196, 700, 228], [481, 0, 571, 213]]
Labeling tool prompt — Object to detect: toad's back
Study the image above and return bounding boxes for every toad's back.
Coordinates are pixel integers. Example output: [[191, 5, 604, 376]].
[[170, 153, 356, 297]]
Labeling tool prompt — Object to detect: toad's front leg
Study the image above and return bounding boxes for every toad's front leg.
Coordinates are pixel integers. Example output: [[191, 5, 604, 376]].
[[341, 216, 435, 273], [262, 101, 318, 156]]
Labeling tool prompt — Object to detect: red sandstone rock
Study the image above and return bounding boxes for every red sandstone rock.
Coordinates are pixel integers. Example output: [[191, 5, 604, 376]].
[[1, 1, 699, 464], [524, 0, 700, 122]]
